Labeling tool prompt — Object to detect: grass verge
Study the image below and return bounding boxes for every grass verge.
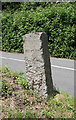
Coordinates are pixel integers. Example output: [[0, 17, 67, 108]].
[[0, 65, 75, 119]]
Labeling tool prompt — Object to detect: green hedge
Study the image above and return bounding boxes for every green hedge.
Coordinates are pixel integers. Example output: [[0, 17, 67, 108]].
[[2, 2, 76, 59]]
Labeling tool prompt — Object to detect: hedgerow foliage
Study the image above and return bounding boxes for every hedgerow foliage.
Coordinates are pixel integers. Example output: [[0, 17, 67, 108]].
[[2, 2, 76, 59]]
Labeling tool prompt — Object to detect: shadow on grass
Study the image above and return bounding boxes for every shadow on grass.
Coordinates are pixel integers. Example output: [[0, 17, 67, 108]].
[[53, 86, 60, 96]]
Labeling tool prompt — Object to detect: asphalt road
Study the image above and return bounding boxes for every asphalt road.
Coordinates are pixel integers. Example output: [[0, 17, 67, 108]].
[[0, 51, 76, 97]]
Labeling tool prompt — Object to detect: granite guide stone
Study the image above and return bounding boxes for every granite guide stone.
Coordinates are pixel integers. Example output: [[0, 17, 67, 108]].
[[23, 32, 53, 98]]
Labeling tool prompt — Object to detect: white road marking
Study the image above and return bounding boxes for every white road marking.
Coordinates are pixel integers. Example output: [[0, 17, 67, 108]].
[[50, 57, 74, 62], [1, 56, 76, 71], [51, 65, 75, 71], [1, 57, 25, 62]]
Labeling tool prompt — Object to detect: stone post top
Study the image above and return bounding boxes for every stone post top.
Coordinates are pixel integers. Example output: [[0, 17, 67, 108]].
[[23, 32, 47, 37], [22, 32, 48, 42]]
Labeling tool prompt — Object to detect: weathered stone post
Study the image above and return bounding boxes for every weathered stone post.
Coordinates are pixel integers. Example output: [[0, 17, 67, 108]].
[[23, 32, 53, 98]]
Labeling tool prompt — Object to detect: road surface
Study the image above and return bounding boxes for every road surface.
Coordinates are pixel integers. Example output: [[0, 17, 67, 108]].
[[0, 51, 76, 97]]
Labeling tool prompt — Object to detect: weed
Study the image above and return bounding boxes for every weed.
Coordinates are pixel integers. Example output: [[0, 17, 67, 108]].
[[67, 104, 75, 111], [2, 80, 12, 98], [1, 65, 9, 73], [2, 80, 8, 97], [42, 110, 52, 118], [16, 76, 28, 89]]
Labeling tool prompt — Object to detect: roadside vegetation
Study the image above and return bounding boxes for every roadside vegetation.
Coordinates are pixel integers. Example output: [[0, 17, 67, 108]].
[[0, 66, 75, 119], [2, 2, 76, 59]]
